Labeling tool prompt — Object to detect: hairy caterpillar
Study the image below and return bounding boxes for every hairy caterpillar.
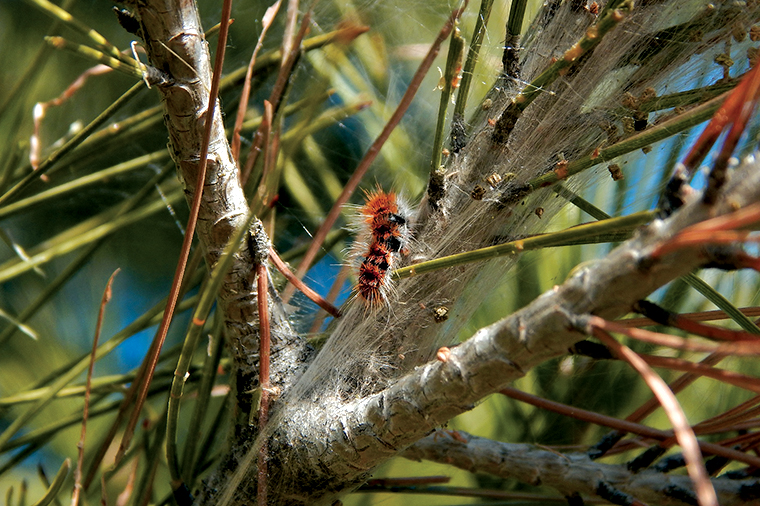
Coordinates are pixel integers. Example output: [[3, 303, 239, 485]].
[[355, 188, 411, 305]]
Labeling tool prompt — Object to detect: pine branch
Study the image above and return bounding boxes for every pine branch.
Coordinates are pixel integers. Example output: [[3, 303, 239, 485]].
[[405, 431, 759, 506], [215, 154, 758, 505], [119, 0, 311, 433]]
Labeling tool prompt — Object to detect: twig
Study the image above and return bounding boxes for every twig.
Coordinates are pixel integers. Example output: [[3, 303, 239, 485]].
[[637, 353, 760, 394], [180, 314, 224, 481], [80, 291, 202, 489], [592, 324, 717, 506], [491, 1, 633, 145], [42, 38, 143, 79], [618, 307, 760, 328], [393, 211, 655, 279], [166, 193, 269, 490], [501, 0, 526, 79], [27, 0, 132, 63], [404, 432, 759, 506], [308, 262, 351, 334], [231, 0, 282, 164], [634, 300, 760, 343], [681, 273, 760, 334], [256, 262, 271, 506], [525, 90, 728, 191], [501, 386, 760, 468], [241, 3, 311, 185], [114, 457, 138, 506], [117, 0, 234, 465], [430, 22, 465, 172], [448, 0, 494, 153], [591, 318, 760, 356], [625, 353, 726, 424], [268, 247, 341, 317], [0, 82, 144, 207], [135, 412, 167, 506], [71, 269, 119, 506], [651, 201, 760, 259], [30, 62, 113, 171]]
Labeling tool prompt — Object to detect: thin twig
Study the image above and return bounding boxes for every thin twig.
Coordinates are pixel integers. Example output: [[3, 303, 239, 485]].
[[268, 247, 341, 317], [308, 262, 351, 334], [637, 353, 760, 394], [634, 300, 760, 343], [81, 291, 202, 489], [651, 201, 760, 259], [231, 0, 282, 164], [491, 1, 633, 145], [594, 318, 760, 355], [180, 314, 224, 481], [501, 386, 760, 468], [625, 353, 726, 425], [241, 2, 310, 185], [430, 23, 465, 172], [592, 324, 717, 506], [71, 269, 119, 506], [0, 82, 144, 208], [256, 263, 271, 506], [618, 307, 760, 328], [116, 0, 234, 466], [113, 440, 138, 506], [393, 211, 655, 279]]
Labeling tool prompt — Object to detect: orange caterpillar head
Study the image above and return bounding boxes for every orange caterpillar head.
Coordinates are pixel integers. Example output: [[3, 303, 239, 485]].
[[361, 188, 406, 251], [361, 188, 398, 223]]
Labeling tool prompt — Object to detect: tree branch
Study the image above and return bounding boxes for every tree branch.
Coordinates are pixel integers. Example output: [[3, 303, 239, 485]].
[[210, 155, 760, 505], [404, 431, 760, 506], [122, 0, 311, 437]]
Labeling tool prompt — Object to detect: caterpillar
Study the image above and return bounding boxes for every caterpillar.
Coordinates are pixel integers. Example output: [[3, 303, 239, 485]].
[[355, 188, 411, 306]]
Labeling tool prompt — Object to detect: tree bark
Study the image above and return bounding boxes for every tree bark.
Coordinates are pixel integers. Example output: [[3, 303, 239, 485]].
[[122, 0, 312, 456], [404, 432, 760, 506]]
